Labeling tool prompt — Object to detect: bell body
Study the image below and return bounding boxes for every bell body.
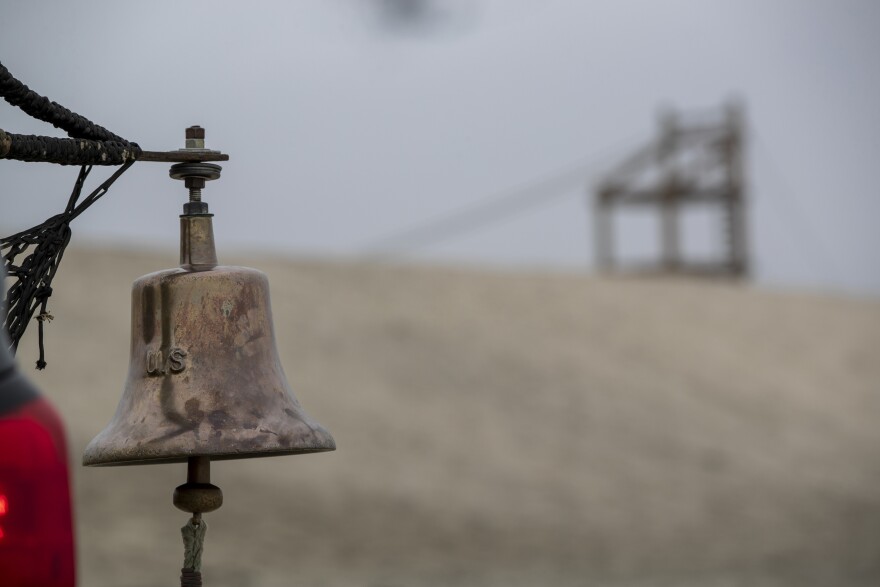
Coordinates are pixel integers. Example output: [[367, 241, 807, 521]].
[[83, 257, 335, 466]]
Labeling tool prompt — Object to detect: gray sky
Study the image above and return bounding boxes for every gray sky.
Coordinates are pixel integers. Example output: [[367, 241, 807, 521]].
[[1, 0, 878, 295]]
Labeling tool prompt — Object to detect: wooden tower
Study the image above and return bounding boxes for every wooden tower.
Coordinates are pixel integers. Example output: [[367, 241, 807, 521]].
[[593, 101, 747, 278]]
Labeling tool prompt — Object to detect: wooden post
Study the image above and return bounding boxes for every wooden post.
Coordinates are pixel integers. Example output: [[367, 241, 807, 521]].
[[594, 187, 614, 272], [724, 100, 747, 277], [660, 183, 680, 272], [657, 109, 680, 272]]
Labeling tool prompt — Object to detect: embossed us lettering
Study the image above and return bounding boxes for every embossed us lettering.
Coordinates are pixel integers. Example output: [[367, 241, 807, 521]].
[[146, 347, 188, 376]]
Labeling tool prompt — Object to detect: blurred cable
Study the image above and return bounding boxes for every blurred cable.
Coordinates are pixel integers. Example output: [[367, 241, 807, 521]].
[[751, 132, 841, 285], [360, 140, 639, 259]]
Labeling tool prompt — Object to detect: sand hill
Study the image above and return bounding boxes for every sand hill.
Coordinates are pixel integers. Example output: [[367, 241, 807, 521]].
[[15, 245, 880, 587]]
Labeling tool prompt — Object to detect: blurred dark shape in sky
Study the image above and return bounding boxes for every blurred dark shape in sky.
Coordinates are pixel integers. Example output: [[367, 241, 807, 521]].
[[380, 0, 432, 25], [372, 0, 479, 34]]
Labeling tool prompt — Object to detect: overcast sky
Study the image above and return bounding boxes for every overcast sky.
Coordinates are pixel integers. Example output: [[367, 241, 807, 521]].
[[1, 0, 878, 295]]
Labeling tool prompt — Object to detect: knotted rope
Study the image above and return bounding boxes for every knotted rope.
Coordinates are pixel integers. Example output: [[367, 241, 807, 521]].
[[1, 162, 134, 367], [0, 61, 140, 367], [181, 517, 208, 587]]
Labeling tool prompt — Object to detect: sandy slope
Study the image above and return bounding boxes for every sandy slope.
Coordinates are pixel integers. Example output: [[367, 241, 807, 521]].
[[15, 245, 880, 587]]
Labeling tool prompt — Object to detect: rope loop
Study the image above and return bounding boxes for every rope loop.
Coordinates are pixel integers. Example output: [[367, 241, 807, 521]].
[[2, 161, 135, 366], [0, 63, 138, 364]]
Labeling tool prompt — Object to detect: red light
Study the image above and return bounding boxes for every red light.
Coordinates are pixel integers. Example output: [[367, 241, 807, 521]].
[[0, 397, 75, 586]]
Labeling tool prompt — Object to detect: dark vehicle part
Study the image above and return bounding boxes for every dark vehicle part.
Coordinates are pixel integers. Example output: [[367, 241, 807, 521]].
[[0, 264, 76, 587]]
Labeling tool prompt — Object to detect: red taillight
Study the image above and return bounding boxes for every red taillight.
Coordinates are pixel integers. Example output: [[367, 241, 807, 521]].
[[0, 493, 7, 542], [0, 397, 75, 587]]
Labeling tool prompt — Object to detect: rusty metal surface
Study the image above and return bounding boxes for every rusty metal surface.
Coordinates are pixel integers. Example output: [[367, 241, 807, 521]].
[[82, 262, 336, 466]]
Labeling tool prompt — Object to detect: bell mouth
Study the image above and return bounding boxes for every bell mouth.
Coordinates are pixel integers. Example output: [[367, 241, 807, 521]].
[[83, 420, 336, 467]]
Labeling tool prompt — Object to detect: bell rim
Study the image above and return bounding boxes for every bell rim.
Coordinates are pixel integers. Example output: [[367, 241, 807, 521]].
[[82, 443, 336, 467]]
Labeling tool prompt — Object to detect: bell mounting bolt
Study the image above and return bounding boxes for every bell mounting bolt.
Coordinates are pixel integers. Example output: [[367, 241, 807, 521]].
[[170, 126, 223, 216], [170, 126, 222, 270]]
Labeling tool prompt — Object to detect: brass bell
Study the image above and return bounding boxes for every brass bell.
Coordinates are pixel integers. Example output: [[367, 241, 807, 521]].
[[83, 128, 335, 466], [82, 126, 335, 585]]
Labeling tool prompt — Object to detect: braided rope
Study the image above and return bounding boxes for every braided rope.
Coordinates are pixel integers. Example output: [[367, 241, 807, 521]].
[[0, 62, 129, 143], [2, 133, 138, 165], [0, 61, 142, 165]]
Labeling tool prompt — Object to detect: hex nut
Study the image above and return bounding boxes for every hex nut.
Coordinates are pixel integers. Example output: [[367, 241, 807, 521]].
[[186, 126, 206, 140]]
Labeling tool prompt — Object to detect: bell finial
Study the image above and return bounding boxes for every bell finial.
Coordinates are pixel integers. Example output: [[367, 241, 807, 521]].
[[169, 126, 223, 270]]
